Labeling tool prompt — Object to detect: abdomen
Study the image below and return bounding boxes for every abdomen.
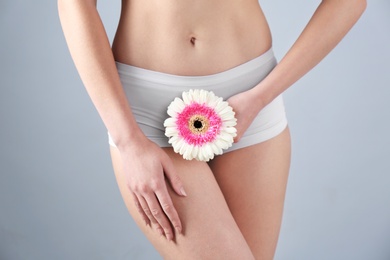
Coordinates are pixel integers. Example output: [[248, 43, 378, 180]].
[[112, 0, 272, 76]]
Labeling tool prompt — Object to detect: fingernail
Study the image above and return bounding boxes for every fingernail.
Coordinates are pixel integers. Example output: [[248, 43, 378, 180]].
[[180, 187, 187, 196]]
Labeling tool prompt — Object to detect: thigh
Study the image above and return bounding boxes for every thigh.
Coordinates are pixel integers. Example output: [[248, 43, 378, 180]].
[[110, 146, 255, 260], [208, 126, 291, 260]]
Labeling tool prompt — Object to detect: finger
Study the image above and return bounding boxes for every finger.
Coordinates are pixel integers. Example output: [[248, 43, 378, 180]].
[[161, 156, 187, 197], [135, 193, 165, 237], [155, 188, 182, 235], [131, 192, 150, 227], [143, 193, 175, 241]]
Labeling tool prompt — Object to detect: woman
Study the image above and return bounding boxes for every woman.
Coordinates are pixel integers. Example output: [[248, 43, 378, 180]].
[[58, 0, 366, 259]]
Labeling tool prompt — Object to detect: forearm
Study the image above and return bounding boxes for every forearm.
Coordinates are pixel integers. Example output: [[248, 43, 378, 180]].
[[58, 0, 144, 150], [253, 0, 366, 106]]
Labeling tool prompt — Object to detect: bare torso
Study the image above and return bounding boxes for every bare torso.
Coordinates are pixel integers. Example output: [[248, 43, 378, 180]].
[[112, 0, 272, 76]]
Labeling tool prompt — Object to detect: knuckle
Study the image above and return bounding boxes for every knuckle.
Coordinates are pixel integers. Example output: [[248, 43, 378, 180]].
[[135, 184, 148, 193], [151, 208, 160, 217], [151, 222, 160, 229], [136, 208, 144, 216], [132, 197, 144, 212], [143, 207, 152, 216], [161, 203, 172, 213], [170, 174, 181, 185], [134, 200, 142, 210], [150, 180, 161, 190], [164, 229, 172, 236], [149, 218, 158, 225], [156, 226, 163, 234]]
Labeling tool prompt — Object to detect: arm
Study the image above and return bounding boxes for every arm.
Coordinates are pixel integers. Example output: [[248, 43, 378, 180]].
[[229, 0, 366, 141], [58, 0, 186, 240], [252, 0, 367, 106], [58, 0, 138, 148]]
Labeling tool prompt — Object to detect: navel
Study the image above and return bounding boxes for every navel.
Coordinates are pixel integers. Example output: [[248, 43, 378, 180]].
[[190, 36, 196, 45]]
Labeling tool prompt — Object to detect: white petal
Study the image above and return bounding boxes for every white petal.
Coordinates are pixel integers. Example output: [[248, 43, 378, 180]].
[[190, 89, 200, 102], [219, 106, 234, 116], [200, 148, 209, 161], [221, 127, 237, 138], [165, 127, 178, 137], [222, 120, 237, 127], [191, 90, 198, 101], [199, 89, 208, 103], [211, 141, 223, 155], [179, 141, 189, 155], [205, 91, 216, 104], [214, 137, 230, 150], [224, 126, 237, 134], [170, 138, 179, 147], [182, 91, 191, 104], [192, 145, 199, 158], [206, 143, 215, 160], [163, 117, 176, 127], [168, 135, 180, 144], [208, 96, 223, 109], [173, 138, 185, 153], [215, 101, 228, 113], [221, 112, 235, 121], [197, 149, 204, 161], [221, 132, 234, 142], [183, 145, 193, 160], [167, 98, 185, 116]]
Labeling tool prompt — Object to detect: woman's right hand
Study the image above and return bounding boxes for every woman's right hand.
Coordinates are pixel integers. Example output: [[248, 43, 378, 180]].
[[119, 137, 187, 241]]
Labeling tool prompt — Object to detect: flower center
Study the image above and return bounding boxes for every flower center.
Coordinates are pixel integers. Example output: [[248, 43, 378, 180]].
[[175, 102, 223, 146], [188, 115, 209, 134], [194, 120, 203, 129]]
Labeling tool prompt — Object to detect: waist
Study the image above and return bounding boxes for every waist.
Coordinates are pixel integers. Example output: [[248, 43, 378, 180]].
[[116, 48, 275, 87], [115, 48, 277, 131], [112, 0, 271, 76]]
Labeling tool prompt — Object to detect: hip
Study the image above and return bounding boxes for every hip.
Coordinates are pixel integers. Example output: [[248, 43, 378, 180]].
[[108, 48, 288, 152]]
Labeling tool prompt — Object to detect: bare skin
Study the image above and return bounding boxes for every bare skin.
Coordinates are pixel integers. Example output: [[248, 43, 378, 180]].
[[111, 126, 291, 259], [112, 0, 272, 76], [58, 0, 366, 258]]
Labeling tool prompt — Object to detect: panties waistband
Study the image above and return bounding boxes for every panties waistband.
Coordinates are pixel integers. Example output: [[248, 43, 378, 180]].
[[115, 48, 275, 87]]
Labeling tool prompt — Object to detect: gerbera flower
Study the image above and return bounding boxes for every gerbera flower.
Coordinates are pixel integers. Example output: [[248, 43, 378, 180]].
[[164, 89, 237, 161]]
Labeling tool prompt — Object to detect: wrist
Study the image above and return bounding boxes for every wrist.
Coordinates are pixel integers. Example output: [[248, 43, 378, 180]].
[[250, 79, 279, 109], [248, 86, 268, 111], [114, 129, 151, 153]]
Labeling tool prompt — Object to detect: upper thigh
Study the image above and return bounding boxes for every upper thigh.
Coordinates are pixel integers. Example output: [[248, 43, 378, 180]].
[[208, 126, 291, 259], [110, 146, 254, 260]]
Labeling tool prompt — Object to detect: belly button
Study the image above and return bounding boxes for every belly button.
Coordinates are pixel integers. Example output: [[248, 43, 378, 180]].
[[190, 37, 196, 45]]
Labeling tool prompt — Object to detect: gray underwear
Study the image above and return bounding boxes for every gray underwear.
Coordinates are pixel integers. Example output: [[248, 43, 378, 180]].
[[108, 48, 288, 153]]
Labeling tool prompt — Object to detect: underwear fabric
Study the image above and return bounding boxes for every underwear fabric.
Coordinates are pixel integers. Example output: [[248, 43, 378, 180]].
[[108, 48, 288, 153]]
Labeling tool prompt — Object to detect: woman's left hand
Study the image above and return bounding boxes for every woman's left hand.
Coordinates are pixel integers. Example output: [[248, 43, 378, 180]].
[[226, 89, 264, 143]]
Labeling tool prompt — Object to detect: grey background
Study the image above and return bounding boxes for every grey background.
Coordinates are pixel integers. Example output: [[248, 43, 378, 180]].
[[1, 0, 389, 259]]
